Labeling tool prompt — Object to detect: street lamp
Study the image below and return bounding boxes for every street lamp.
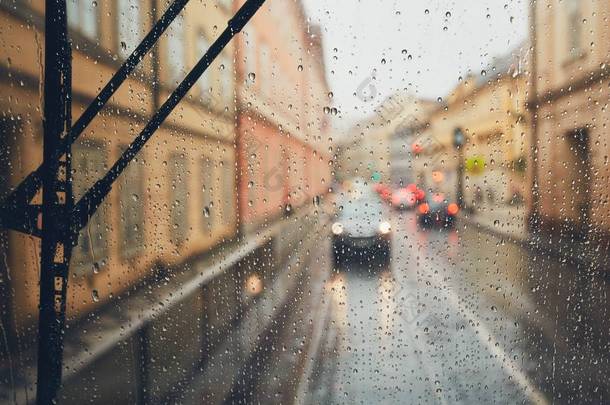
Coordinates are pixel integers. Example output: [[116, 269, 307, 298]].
[[453, 128, 465, 208]]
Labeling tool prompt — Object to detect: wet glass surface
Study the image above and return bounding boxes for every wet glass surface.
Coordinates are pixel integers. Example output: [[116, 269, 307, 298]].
[[0, 1, 609, 404]]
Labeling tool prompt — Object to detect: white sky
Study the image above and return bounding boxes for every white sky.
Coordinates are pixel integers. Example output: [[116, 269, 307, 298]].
[[302, 0, 529, 131]]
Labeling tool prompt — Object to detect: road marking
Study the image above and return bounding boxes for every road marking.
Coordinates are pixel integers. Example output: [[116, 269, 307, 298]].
[[417, 247, 549, 405]]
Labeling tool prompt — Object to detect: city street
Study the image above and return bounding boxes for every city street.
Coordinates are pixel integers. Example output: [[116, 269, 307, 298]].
[[2, 2, 610, 404], [302, 210, 610, 405]]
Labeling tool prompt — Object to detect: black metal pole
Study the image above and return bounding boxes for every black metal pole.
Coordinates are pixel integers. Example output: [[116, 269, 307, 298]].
[[36, 1, 73, 403], [528, 0, 540, 232], [456, 147, 464, 208], [454, 128, 465, 208]]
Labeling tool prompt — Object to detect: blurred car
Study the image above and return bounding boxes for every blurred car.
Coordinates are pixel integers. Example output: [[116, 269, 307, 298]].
[[374, 183, 392, 202], [331, 195, 391, 265], [416, 192, 459, 228], [390, 188, 417, 210]]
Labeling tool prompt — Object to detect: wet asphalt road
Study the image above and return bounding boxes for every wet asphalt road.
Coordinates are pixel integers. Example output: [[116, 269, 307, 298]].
[[306, 210, 609, 405]]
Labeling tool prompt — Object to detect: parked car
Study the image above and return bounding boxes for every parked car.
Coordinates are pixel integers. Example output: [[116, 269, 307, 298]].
[[331, 195, 391, 265], [416, 192, 459, 228]]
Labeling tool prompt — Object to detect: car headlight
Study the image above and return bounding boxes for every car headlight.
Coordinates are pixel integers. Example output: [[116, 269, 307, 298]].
[[331, 222, 344, 235], [378, 221, 391, 234]]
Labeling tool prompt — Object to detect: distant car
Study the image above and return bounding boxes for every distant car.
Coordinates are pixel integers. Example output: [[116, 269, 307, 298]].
[[331, 195, 391, 265], [391, 188, 417, 210], [416, 192, 459, 228], [374, 183, 392, 202]]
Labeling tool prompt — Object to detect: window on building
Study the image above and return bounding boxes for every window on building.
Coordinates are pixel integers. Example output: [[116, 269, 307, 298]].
[[246, 135, 259, 207], [67, 0, 98, 39], [167, 15, 186, 85], [168, 153, 188, 245], [219, 54, 234, 109], [260, 43, 272, 97], [565, 0, 582, 57], [117, 0, 141, 58], [201, 156, 215, 233], [217, 0, 232, 10], [221, 162, 234, 226], [117, 145, 145, 259], [197, 32, 212, 104], [244, 29, 257, 80], [73, 142, 108, 271]]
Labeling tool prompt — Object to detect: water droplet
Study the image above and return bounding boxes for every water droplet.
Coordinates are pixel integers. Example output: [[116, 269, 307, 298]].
[[248, 72, 256, 81]]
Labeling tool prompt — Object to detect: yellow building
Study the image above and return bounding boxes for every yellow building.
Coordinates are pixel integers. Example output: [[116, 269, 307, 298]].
[[0, 0, 237, 342], [414, 46, 530, 217], [530, 0, 610, 239], [338, 93, 432, 183]]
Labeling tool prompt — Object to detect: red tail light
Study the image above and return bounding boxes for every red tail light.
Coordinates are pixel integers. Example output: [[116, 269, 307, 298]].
[[418, 203, 430, 214], [447, 203, 459, 215]]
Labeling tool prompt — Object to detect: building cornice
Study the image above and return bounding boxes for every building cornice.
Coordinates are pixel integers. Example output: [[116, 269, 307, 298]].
[[527, 63, 610, 110], [0, 62, 235, 145]]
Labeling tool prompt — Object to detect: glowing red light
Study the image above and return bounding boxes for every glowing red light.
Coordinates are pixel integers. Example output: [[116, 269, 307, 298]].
[[447, 203, 459, 215], [418, 203, 430, 215]]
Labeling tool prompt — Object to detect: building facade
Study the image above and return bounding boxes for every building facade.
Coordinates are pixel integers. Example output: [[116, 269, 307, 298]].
[[413, 47, 530, 216], [234, 0, 331, 232], [530, 0, 610, 239], [0, 0, 238, 351]]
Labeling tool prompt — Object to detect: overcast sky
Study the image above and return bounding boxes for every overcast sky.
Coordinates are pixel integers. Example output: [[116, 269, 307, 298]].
[[302, 0, 529, 130]]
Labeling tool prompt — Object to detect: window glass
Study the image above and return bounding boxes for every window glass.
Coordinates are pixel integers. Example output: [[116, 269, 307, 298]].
[[117, 0, 141, 58], [201, 156, 214, 233], [118, 145, 145, 258], [197, 33, 212, 103], [219, 54, 234, 108], [168, 152, 188, 245], [167, 15, 186, 84], [244, 29, 257, 79], [565, 0, 582, 56], [2, 2, 610, 405], [67, 0, 98, 39], [73, 142, 108, 271]]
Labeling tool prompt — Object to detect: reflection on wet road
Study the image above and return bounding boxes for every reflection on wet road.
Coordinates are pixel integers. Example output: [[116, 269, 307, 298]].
[[307, 211, 609, 404]]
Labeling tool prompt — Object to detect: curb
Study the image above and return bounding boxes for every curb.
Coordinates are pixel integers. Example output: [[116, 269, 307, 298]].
[[458, 215, 610, 276]]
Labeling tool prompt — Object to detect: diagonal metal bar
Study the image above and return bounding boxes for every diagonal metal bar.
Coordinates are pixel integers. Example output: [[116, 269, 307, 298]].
[[72, 0, 267, 233], [0, 0, 190, 233]]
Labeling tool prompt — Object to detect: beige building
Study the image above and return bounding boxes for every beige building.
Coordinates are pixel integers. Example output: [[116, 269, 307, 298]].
[[530, 0, 610, 239], [234, 0, 331, 230], [414, 46, 530, 216], [0, 0, 237, 343]]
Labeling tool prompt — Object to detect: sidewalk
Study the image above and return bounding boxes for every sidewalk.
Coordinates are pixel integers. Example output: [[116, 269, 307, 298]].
[[459, 206, 610, 275], [459, 205, 528, 241]]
